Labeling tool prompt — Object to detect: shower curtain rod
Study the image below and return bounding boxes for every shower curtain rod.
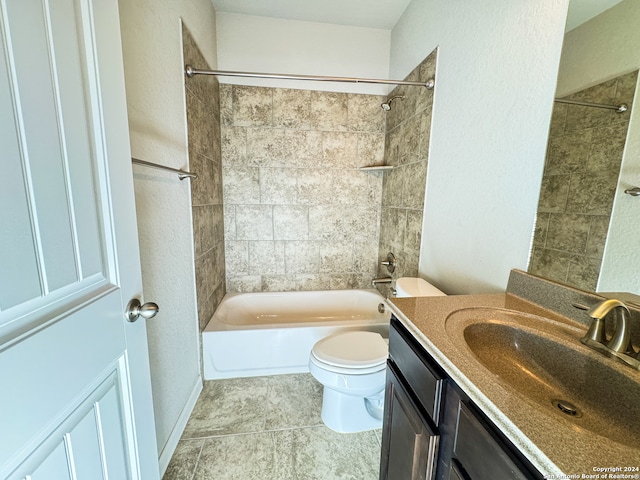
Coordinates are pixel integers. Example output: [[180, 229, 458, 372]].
[[184, 65, 435, 89], [554, 97, 628, 113]]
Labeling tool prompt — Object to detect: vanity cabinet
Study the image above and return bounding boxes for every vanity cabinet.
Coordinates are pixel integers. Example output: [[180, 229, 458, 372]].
[[437, 383, 540, 480], [379, 316, 444, 480], [380, 363, 439, 479], [380, 316, 542, 480]]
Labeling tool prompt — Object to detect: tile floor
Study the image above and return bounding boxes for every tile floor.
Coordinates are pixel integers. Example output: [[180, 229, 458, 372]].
[[163, 374, 382, 480]]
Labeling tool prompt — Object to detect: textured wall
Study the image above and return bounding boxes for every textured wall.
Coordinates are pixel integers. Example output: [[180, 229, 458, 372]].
[[220, 85, 386, 292], [117, 0, 216, 465], [377, 50, 437, 293], [215, 12, 390, 95], [529, 71, 637, 290], [391, 0, 570, 294], [183, 27, 226, 331]]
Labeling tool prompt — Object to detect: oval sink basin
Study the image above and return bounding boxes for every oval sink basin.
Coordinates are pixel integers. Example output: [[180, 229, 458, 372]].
[[445, 308, 640, 448]]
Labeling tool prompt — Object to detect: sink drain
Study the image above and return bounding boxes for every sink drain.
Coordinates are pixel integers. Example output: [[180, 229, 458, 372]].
[[552, 399, 582, 417]]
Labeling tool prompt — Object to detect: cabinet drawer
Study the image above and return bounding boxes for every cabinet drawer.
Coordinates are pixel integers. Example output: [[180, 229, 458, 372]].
[[389, 317, 444, 423], [454, 401, 531, 480]]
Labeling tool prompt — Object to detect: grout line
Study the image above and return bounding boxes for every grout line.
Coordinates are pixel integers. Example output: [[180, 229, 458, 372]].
[[188, 440, 205, 480], [182, 422, 328, 441]]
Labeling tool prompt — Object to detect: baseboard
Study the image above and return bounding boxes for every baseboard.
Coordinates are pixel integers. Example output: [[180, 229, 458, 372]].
[[158, 377, 203, 477]]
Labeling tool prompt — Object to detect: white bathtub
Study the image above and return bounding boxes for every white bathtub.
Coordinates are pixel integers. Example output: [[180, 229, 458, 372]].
[[202, 289, 391, 380]]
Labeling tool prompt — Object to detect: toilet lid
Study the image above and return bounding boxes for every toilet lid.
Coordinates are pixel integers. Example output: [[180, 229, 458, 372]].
[[312, 331, 388, 368]]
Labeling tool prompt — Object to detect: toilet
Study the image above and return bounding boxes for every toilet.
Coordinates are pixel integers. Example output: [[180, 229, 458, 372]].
[[395, 276, 446, 297], [309, 277, 446, 433]]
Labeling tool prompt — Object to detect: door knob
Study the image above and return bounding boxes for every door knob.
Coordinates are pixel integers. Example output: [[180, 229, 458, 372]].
[[125, 298, 159, 323]]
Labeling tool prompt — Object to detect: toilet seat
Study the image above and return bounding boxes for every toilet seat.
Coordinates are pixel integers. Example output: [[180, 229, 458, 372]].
[[311, 331, 388, 373]]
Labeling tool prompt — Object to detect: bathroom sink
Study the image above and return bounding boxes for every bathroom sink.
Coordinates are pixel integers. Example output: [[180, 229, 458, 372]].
[[444, 308, 640, 448]]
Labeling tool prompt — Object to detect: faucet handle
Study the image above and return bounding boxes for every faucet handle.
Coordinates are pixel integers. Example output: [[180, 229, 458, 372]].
[[380, 252, 396, 273]]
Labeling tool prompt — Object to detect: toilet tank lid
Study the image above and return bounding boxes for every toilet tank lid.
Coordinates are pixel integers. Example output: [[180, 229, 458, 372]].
[[312, 331, 388, 368], [396, 277, 446, 297]]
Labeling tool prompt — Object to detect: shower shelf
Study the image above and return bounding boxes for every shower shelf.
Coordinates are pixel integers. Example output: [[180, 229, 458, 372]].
[[359, 165, 394, 172]]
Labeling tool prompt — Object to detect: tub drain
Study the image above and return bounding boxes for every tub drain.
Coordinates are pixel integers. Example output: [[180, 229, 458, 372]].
[[552, 399, 581, 417]]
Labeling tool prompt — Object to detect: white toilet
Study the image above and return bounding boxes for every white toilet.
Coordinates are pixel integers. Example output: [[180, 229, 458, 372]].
[[309, 331, 388, 432], [395, 276, 446, 297], [309, 277, 446, 433]]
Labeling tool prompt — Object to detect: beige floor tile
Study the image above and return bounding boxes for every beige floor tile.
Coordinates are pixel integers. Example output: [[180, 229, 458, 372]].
[[193, 432, 277, 480], [264, 374, 324, 430], [182, 376, 269, 438], [168, 374, 382, 479], [274, 426, 380, 480], [162, 439, 204, 480]]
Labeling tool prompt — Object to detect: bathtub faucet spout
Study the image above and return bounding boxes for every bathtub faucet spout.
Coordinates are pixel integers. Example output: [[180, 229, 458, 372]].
[[372, 276, 393, 286]]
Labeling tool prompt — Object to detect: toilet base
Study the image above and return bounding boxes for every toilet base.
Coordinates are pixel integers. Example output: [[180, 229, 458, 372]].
[[320, 387, 384, 433]]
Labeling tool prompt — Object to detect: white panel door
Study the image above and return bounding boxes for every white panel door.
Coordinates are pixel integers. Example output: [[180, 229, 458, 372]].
[[0, 0, 158, 478]]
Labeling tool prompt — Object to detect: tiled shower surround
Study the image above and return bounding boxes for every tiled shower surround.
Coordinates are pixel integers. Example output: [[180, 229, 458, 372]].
[[529, 70, 637, 291], [183, 26, 226, 330], [220, 84, 387, 292], [377, 50, 437, 287]]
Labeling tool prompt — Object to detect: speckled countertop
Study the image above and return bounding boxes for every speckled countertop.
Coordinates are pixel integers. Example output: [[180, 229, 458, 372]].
[[387, 293, 640, 477]]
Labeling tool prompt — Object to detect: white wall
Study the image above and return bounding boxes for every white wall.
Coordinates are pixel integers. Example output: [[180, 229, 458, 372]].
[[558, 0, 640, 294], [117, 0, 217, 469], [390, 0, 570, 293], [216, 13, 391, 95]]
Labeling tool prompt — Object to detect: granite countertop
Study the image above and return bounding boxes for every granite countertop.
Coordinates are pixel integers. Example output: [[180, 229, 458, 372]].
[[387, 293, 640, 477]]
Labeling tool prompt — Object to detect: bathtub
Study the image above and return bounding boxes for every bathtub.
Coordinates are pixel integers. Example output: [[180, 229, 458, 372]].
[[202, 289, 391, 380]]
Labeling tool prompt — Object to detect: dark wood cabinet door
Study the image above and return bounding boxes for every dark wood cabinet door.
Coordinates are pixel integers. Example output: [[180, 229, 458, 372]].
[[439, 383, 542, 480], [380, 363, 439, 480]]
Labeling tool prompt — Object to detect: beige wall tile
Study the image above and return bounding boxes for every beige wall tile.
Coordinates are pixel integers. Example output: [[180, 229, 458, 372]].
[[319, 241, 354, 273], [284, 241, 320, 274], [347, 94, 385, 133], [357, 133, 385, 167], [247, 128, 288, 167], [222, 84, 387, 292], [286, 130, 323, 168], [249, 241, 286, 275], [184, 25, 225, 331], [223, 166, 260, 204], [221, 126, 247, 166], [227, 275, 262, 292], [219, 83, 233, 126], [310, 91, 348, 131], [322, 131, 359, 168], [294, 274, 331, 291], [236, 205, 273, 240], [296, 169, 334, 205], [233, 85, 273, 127], [273, 205, 309, 240], [225, 240, 249, 275], [260, 167, 298, 204], [273, 89, 311, 129]]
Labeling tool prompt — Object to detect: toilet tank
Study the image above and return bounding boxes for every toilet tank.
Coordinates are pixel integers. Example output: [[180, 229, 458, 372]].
[[395, 277, 446, 297]]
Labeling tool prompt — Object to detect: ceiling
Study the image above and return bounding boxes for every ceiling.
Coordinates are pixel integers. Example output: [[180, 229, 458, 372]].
[[565, 0, 625, 31], [210, 0, 626, 32], [209, 0, 412, 30]]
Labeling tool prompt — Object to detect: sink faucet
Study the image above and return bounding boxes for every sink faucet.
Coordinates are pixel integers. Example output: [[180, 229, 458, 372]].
[[583, 298, 631, 354], [372, 276, 393, 286], [579, 298, 640, 370]]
